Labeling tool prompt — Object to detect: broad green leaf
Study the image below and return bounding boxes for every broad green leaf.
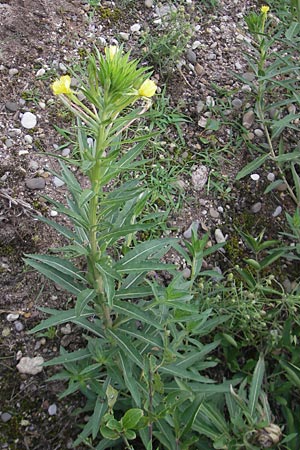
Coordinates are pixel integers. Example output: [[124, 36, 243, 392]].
[[75, 289, 97, 316], [236, 154, 269, 180], [114, 300, 163, 330], [249, 355, 265, 418], [106, 329, 143, 369], [43, 348, 91, 366], [122, 409, 144, 430]]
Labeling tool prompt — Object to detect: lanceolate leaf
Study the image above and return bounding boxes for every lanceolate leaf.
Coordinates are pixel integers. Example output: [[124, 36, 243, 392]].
[[75, 289, 97, 316], [114, 300, 163, 330], [43, 348, 91, 366], [119, 351, 141, 407], [249, 355, 265, 418], [92, 395, 108, 439], [236, 154, 269, 180], [25, 254, 86, 282], [28, 309, 93, 334], [106, 329, 143, 369], [117, 239, 176, 267], [115, 261, 175, 274]]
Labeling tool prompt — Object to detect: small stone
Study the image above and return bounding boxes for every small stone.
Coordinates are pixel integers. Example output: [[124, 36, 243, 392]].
[[119, 32, 129, 41], [241, 84, 252, 93], [8, 128, 22, 137], [251, 202, 262, 213], [48, 404, 57, 416], [39, 101, 46, 109], [9, 68, 19, 77], [232, 98, 243, 109], [215, 228, 226, 244], [250, 173, 260, 181], [145, 0, 153, 7], [61, 148, 71, 157], [19, 150, 29, 156], [192, 40, 201, 50], [206, 96, 215, 107], [50, 210, 58, 217], [14, 321, 24, 332], [217, 206, 224, 213], [130, 23, 141, 32], [7, 313, 20, 322], [272, 206, 282, 217], [209, 207, 220, 218], [1, 413, 12, 423], [276, 182, 287, 191], [2, 327, 11, 337], [254, 128, 264, 138], [21, 112, 37, 129], [59, 63, 67, 73], [29, 160, 39, 170], [36, 68, 45, 77], [24, 135, 33, 144], [243, 110, 255, 129], [61, 323, 72, 335], [235, 61, 243, 70], [267, 173, 275, 182], [196, 100, 205, 114], [5, 101, 19, 112], [186, 49, 197, 64], [191, 165, 208, 190], [243, 72, 255, 82], [25, 177, 46, 190], [53, 176, 65, 188], [198, 116, 207, 128], [16, 356, 44, 375], [183, 221, 199, 239], [182, 268, 191, 279], [195, 63, 205, 76], [287, 104, 296, 115]]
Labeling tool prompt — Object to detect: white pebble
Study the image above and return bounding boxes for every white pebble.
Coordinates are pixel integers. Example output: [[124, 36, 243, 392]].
[[39, 101, 46, 109], [215, 228, 226, 244], [9, 68, 19, 77], [119, 32, 129, 41], [272, 206, 282, 217], [53, 176, 65, 188], [50, 210, 58, 217], [19, 150, 29, 156], [16, 356, 44, 375], [48, 404, 57, 416], [130, 23, 141, 32], [250, 173, 260, 181], [24, 135, 33, 144], [192, 40, 201, 50], [7, 313, 20, 322], [36, 68, 45, 77], [267, 172, 275, 182], [21, 112, 37, 129]]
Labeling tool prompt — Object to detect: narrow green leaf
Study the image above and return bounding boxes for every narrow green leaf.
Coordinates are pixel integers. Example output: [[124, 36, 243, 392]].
[[249, 355, 265, 418], [106, 329, 143, 368], [92, 396, 108, 439], [179, 396, 203, 439], [119, 351, 141, 407], [25, 254, 86, 282], [116, 261, 175, 274], [75, 289, 97, 316], [43, 348, 91, 366], [114, 300, 163, 330], [236, 154, 269, 180], [79, 189, 95, 207], [159, 365, 215, 383], [28, 309, 92, 334], [259, 249, 286, 269]]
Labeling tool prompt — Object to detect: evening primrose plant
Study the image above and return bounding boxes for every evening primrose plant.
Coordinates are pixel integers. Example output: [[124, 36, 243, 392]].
[[25, 46, 229, 448]]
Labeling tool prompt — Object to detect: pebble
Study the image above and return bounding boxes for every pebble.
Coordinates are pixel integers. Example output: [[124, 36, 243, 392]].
[[217, 206, 224, 213], [2, 327, 10, 337], [29, 160, 39, 170], [254, 128, 264, 138], [59, 63, 67, 73], [14, 321, 24, 332], [209, 207, 220, 218], [145, 0, 153, 7], [39, 101, 46, 109], [269, 107, 279, 119], [251, 202, 262, 213], [276, 182, 287, 191], [7, 313, 20, 322], [62, 148, 71, 157], [242, 110, 255, 129], [267, 172, 275, 182], [21, 112, 37, 129], [5, 139, 14, 148], [182, 268, 191, 279], [196, 100, 205, 114], [1, 413, 12, 423], [191, 165, 208, 190], [50, 210, 58, 217], [250, 173, 260, 181], [186, 49, 197, 64], [206, 96, 215, 107], [5, 101, 19, 112], [48, 404, 57, 416], [198, 116, 207, 128], [195, 63, 205, 76], [215, 228, 226, 244], [183, 221, 199, 239], [16, 356, 44, 375], [53, 176, 65, 188], [156, 4, 176, 17], [241, 84, 252, 93], [36, 68, 45, 77], [232, 98, 243, 110], [272, 206, 282, 217], [130, 23, 141, 32], [119, 32, 129, 41], [61, 323, 72, 335], [24, 135, 33, 144], [25, 177, 46, 190], [9, 68, 19, 77], [19, 150, 29, 156], [8, 128, 21, 137]]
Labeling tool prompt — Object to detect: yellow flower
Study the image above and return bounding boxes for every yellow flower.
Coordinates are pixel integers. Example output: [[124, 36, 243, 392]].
[[105, 45, 118, 60], [261, 5, 270, 14], [138, 79, 157, 98], [52, 75, 72, 95]]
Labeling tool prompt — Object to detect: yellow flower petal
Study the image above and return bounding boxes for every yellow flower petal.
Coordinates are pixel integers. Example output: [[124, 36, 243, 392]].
[[261, 5, 270, 14], [138, 79, 157, 98], [52, 75, 72, 95], [105, 45, 118, 60]]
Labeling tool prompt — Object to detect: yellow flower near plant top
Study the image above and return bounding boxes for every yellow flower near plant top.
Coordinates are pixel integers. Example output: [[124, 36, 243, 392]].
[[138, 79, 157, 98], [52, 75, 72, 95], [261, 5, 270, 14], [105, 45, 118, 60]]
